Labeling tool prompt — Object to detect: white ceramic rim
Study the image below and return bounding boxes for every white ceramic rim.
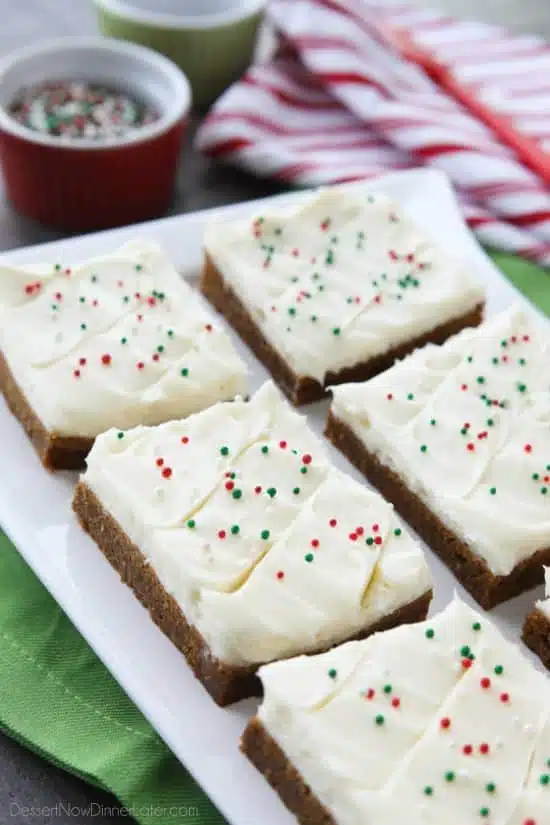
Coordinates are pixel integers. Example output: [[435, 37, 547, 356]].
[[95, 0, 266, 30], [0, 36, 192, 151]]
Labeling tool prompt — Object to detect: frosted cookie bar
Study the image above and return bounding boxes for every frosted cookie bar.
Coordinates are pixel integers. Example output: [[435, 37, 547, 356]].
[[243, 597, 550, 825], [0, 240, 247, 469], [201, 187, 484, 405], [327, 307, 550, 609], [73, 382, 432, 706], [523, 567, 550, 671]]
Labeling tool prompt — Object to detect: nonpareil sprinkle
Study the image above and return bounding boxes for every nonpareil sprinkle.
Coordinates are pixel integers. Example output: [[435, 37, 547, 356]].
[[9, 80, 159, 141]]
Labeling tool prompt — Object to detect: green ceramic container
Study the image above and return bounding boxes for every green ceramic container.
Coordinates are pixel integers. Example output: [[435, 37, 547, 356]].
[[95, 0, 265, 107]]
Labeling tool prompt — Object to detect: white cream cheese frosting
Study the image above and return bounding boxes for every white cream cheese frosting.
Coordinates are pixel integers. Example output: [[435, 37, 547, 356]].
[[204, 187, 484, 383], [82, 382, 432, 666], [331, 306, 550, 577], [256, 597, 550, 825], [0, 240, 247, 437]]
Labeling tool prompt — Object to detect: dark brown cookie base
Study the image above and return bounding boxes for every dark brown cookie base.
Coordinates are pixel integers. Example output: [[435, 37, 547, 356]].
[[0, 350, 93, 470], [242, 717, 336, 825], [200, 251, 484, 406], [523, 607, 550, 671], [73, 480, 432, 706], [325, 411, 550, 610]]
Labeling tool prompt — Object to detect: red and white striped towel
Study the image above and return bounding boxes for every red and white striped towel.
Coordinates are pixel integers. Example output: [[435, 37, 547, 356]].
[[196, 0, 550, 266]]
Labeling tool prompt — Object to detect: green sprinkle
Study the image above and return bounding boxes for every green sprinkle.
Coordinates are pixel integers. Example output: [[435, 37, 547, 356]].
[[220, 446, 229, 456], [328, 668, 337, 679], [407, 393, 415, 401], [542, 487, 548, 495], [167, 329, 174, 337], [519, 358, 526, 365], [517, 382, 527, 393], [501, 339, 508, 347], [383, 684, 392, 694], [477, 376, 485, 384], [532, 473, 540, 480], [181, 368, 189, 377], [492, 357, 499, 365], [300, 466, 308, 474], [366, 537, 374, 546], [266, 487, 277, 498], [375, 715, 385, 727], [494, 665, 503, 675], [123, 296, 130, 304], [232, 489, 242, 500], [261, 530, 270, 540], [445, 772, 455, 783], [460, 645, 471, 657], [54, 264, 61, 271], [487, 419, 494, 427], [261, 445, 269, 454], [80, 323, 87, 331], [489, 487, 497, 495], [288, 307, 296, 316], [305, 553, 314, 563], [187, 519, 196, 529], [461, 428, 468, 435], [90, 274, 98, 283], [135, 264, 143, 271], [117, 432, 124, 440], [230, 524, 240, 535], [394, 528, 402, 537], [274, 227, 282, 236], [293, 487, 301, 495], [430, 419, 436, 426], [332, 327, 341, 336], [423, 786, 433, 796], [310, 315, 318, 322], [51, 304, 58, 311], [486, 783, 496, 794], [480, 808, 490, 818], [157, 345, 164, 353], [79, 296, 86, 303], [425, 628, 435, 639], [472, 622, 482, 631], [420, 444, 428, 453]]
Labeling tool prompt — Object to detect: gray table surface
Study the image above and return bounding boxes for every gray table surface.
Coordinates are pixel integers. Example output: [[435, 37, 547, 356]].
[[2, 1, 550, 823]]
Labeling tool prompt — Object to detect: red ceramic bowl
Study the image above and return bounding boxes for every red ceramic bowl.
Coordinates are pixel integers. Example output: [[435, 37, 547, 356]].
[[0, 37, 191, 231]]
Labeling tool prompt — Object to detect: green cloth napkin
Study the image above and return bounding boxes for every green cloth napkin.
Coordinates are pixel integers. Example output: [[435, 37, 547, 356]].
[[0, 251, 548, 825]]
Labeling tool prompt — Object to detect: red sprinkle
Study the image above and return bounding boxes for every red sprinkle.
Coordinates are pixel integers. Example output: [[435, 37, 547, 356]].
[[225, 481, 234, 491], [386, 393, 393, 401], [311, 539, 320, 548], [461, 384, 468, 391], [205, 324, 213, 332], [480, 743, 490, 755], [302, 454, 312, 465], [329, 518, 337, 527], [137, 314, 143, 322], [276, 571, 285, 580], [137, 362, 145, 370], [467, 443, 475, 452], [463, 744, 473, 755], [279, 440, 287, 449], [389, 249, 398, 260], [101, 354, 112, 366], [356, 526, 364, 536], [156, 458, 164, 467], [147, 296, 156, 306], [292, 248, 300, 257], [162, 467, 172, 479], [392, 697, 401, 708], [523, 335, 530, 342], [92, 300, 99, 307], [218, 530, 226, 539], [500, 692, 510, 703], [73, 369, 80, 378], [254, 485, 262, 495], [79, 357, 87, 366], [481, 677, 491, 690], [374, 536, 383, 545], [366, 689, 375, 700], [440, 718, 451, 730], [55, 291, 62, 301], [372, 523, 380, 533], [462, 658, 473, 670], [152, 353, 160, 362], [349, 532, 358, 541], [524, 444, 532, 453], [181, 436, 189, 444]]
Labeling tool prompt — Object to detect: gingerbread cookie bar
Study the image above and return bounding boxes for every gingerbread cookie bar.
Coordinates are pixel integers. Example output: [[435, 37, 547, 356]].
[[327, 307, 550, 609], [73, 382, 432, 706], [243, 597, 550, 825], [0, 240, 247, 469], [201, 187, 484, 405], [523, 568, 550, 671]]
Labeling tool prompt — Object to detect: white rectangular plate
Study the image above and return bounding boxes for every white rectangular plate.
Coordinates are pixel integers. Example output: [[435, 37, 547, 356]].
[[0, 169, 547, 825]]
